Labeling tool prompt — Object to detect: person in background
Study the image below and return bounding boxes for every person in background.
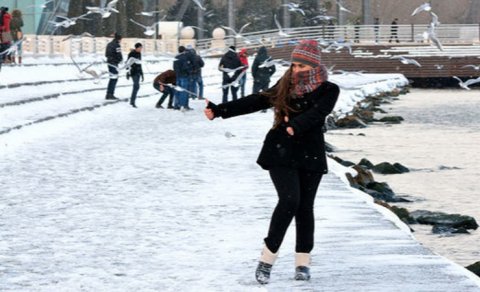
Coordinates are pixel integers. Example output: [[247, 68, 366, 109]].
[[219, 45, 242, 103], [204, 40, 339, 284], [354, 18, 360, 43], [173, 45, 193, 110], [126, 43, 144, 108], [373, 17, 380, 43], [389, 18, 400, 43], [105, 33, 123, 100], [238, 48, 249, 98], [9, 9, 23, 65], [189, 47, 205, 100], [251, 46, 276, 94], [0, 6, 12, 64], [153, 69, 176, 109]]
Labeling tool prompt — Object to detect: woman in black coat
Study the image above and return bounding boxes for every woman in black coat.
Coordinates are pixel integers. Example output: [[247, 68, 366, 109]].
[[204, 40, 339, 284]]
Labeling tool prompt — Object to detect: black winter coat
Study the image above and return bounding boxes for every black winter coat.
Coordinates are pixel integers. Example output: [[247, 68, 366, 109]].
[[219, 50, 242, 83], [213, 81, 340, 173], [105, 39, 123, 65], [127, 50, 143, 77], [173, 51, 193, 78], [252, 47, 276, 84]]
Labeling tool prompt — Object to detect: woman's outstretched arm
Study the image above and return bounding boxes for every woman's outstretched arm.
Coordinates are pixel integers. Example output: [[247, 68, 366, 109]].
[[203, 93, 271, 120]]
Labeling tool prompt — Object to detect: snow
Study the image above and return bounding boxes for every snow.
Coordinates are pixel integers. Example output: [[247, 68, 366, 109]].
[[0, 56, 479, 291]]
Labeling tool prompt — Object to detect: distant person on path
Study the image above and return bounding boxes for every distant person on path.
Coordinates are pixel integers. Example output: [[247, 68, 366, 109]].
[[105, 33, 123, 100], [9, 9, 23, 64], [251, 46, 276, 94], [326, 19, 335, 40], [389, 18, 400, 43], [219, 46, 242, 103], [0, 6, 12, 65], [373, 17, 380, 43], [126, 43, 144, 108], [204, 40, 340, 285], [238, 48, 249, 98], [354, 18, 360, 43], [153, 69, 176, 109], [173, 45, 193, 110], [189, 47, 205, 100]]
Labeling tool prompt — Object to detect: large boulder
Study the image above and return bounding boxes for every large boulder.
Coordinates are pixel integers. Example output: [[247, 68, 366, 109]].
[[410, 210, 479, 230], [365, 181, 411, 203], [335, 115, 367, 128], [377, 116, 404, 124], [358, 158, 374, 169], [372, 162, 410, 174], [375, 200, 416, 225]]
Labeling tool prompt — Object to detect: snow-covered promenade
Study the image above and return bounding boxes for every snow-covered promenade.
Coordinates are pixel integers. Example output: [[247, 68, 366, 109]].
[[1, 58, 480, 291]]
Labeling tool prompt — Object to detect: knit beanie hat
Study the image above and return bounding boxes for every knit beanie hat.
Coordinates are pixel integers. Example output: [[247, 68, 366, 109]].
[[291, 40, 321, 67]]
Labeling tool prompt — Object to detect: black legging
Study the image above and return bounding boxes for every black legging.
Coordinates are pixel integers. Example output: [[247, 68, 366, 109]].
[[264, 166, 323, 254]]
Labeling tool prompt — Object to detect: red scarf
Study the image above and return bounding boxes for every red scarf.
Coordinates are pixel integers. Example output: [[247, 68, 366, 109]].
[[291, 65, 328, 98]]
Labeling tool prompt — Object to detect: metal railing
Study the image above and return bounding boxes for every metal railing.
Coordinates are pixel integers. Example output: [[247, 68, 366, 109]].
[[15, 24, 480, 57]]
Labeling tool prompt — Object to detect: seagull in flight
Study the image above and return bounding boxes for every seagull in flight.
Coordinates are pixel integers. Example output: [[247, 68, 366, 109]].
[[0, 38, 25, 56], [281, 2, 305, 16], [71, 56, 106, 81], [335, 0, 352, 13], [259, 58, 290, 68], [390, 56, 422, 67], [136, 10, 164, 17], [86, 0, 119, 19], [274, 14, 290, 37], [434, 64, 444, 70], [222, 70, 246, 89], [462, 64, 480, 70], [221, 23, 251, 38], [452, 76, 480, 90], [129, 18, 163, 36], [219, 65, 246, 75], [163, 83, 198, 97], [411, 2, 431, 16], [192, 0, 207, 10], [49, 14, 89, 29]]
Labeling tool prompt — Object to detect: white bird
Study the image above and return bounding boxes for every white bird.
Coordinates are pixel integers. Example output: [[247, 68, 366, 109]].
[[109, 57, 142, 72], [462, 65, 480, 70], [222, 70, 246, 89], [163, 83, 198, 97], [0, 38, 25, 56], [86, 0, 119, 19], [411, 2, 431, 16], [219, 65, 246, 74], [452, 76, 480, 90], [129, 18, 163, 36], [424, 15, 443, 51], [27, 0, 53, 9], [310, 15, 336, 22], [221, 23, 251, 38], [274, 14, 290, 37], [324, 41, 353, 54], [281, 3, 305, 16], [136, 10, 163, 17], [192, 0, 207, 10], [335, 0, 352, 13], [390, 56, 422, 67], [189, 25, 208, 32], [71, 56, 106, 81], [434, 64, 444, 69], [62, 32, 94, 42], [224, 131, 235, 138], [49, 14, 89, 29], [259, 58, 289, 68]]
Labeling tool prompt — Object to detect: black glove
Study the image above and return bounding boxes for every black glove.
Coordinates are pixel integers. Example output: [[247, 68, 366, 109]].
[[126, 72, 130, 80], [206, 101, 220, 118]]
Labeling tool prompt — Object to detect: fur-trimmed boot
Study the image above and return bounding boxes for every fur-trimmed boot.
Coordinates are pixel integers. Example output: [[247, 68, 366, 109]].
[[255, 246, 278, 284], [294, 253, 311, 281]]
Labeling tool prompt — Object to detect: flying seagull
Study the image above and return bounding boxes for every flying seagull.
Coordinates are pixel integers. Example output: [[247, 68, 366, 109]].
[[461, 64, 480, 70], [192, 0, 207, 11], [335, 0, 352, 13], [136, 10, 164, 17], [274, 14, 290, 37], [129, 18, 163, 36], [281, 3, 305, 16], [452, 76, 480, 90], [411, 2, 431, 16], [221, 23, 251, 39], [86, 0, 119, 19], [390, 56, 422, 67]]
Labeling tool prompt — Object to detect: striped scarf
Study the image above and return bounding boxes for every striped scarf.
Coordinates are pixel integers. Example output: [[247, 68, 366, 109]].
[[291, 64, 328, 98]]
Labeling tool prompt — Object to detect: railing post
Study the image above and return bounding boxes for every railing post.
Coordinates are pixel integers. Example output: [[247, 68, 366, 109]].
[[411, 23, 414, 42]]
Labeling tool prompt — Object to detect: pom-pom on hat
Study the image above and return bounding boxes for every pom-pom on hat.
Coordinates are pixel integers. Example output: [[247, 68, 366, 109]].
[[291, 40, 321, 67]]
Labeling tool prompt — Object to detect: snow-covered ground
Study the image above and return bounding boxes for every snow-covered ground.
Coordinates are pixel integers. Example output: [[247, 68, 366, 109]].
[[1, 56, 479, 291]]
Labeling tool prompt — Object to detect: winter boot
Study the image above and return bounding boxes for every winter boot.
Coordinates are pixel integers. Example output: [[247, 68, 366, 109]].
[[294, 253, 311, 281], [105, 94, 118, 100], [255, 246, 278, 284]]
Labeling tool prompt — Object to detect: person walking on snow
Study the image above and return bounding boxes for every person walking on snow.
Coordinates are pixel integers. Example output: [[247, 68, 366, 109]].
[[238, 48, 249, 98], [126, 43, 144, 108], [219, 45, 242, 103], [252, 46, 276, 94], [204, 40, 340, 284], [173, 45, 193, 110], [105, 33, 123, 100]]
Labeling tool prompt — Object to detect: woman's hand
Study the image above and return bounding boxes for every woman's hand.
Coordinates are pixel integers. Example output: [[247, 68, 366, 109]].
[[204, 99, 215, 120], [284, 116, 294, 136]]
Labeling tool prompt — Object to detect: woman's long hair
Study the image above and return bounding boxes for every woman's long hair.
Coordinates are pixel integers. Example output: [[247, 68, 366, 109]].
[[261, 68, 295, 129]]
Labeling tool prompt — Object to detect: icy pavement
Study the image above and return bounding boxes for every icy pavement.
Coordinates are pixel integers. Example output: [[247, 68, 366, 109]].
[[1, 98, 480, 291]]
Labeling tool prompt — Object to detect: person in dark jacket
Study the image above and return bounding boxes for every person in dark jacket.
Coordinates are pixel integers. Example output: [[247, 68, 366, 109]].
[[105, 33, 123, 100], [173, 45, 193, 110], [204, 40, 339, 285], [252, 46, 276, 94], [126, 43, 144, 108], [389, 18, 400, 43], [153, 69, 176, 109], [9, 9, 23, 64], [189, 48, 205, 100], [219, 46, 243, 103]]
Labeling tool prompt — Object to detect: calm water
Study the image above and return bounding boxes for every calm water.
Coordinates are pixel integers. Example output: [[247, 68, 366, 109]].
[[326, 89, 480, 267]]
